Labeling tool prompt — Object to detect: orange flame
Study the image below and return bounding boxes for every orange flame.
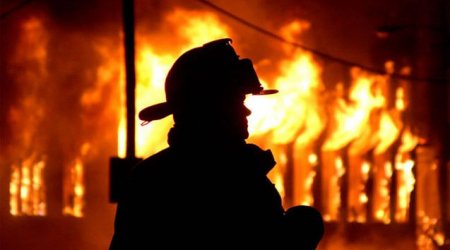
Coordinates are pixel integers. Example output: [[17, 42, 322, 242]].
[[323, 68, 386, 153], [10, 156, 46, 216], [321, 68, 384, 222], [373, 159, 393, 224], [8, 17, 48, 216], [63, 143, 89, 217], [395, 127, 418, 222], [247, 20, 324, 207]]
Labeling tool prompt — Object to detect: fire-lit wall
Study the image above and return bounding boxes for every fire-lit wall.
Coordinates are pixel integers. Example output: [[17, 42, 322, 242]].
[[0, 0, 448, 250]]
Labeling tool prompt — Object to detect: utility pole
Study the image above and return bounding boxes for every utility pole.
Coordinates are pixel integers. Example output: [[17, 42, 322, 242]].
[[123, 0, 136, 159], [110, 0, 142, 203]]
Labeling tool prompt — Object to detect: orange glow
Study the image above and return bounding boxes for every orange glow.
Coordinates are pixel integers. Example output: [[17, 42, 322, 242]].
[[395, 66, 412, 111], [321, 68, 388, 222], [348, 158, 371, 223], [301, 153, 319, 205], [321, 155, 345, 222], [167, 9, 231, 49], [9, 17, 48, 216], [10, 11, 421, 227], [370, 62, 413, 224], [4, 5, 442, 250], [10, 157, 46, 216], [395, 87, 406, 111], [333, 157, 346, 220], [247, 20, 324, 145], [62, 158, 85, 217], [373, 161, 393, 224], [63, 143, 89, 217], [9, 166, 20, 215], [417, 212, 446, 249], [323, 68, 386, 153], [375, 111, 400, 154], [348, 70, 386, 155], [91, 41, 127, 158], [247, 21, 324, 207], [398, 127, 418, 153], [134, 48, 174, 156], [395, 127, 418, 222], [395, 158, 415, 222]]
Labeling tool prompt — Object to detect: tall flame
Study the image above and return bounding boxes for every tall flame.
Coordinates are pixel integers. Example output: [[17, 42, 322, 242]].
[[247, 20, 325, 207], [323, 68, 386, 153], [395, 127, 417, 222], [371, 64, 411, 224], [63, 143, 89, 217], [320, 63, 408, 222]]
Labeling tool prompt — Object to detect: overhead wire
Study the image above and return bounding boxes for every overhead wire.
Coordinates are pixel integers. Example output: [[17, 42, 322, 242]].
[[0, 0, 34, 20], [1, 0, 447, 82], [198, 0, 448, 83]]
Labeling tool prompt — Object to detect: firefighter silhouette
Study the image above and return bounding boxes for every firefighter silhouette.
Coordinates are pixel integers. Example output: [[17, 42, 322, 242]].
[[110, 38, 324, 249]]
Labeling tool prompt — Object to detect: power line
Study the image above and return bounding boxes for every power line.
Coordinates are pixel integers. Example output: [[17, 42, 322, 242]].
[[198, 0, 448, 83], [0, 0, 34, 20]]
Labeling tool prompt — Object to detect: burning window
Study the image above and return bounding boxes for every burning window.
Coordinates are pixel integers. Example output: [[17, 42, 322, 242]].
[[8, 18, 48, 216], [8, 17, 87, 218]]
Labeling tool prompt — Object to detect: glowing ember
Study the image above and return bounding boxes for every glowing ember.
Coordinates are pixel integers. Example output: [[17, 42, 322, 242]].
[[321, 154, 345, 222], [395, 87, 406, 111], [373, 161, 393, 224], [395, 158, 415, 221], [395, 127, 418, 222], [292, 149, 318, 206], [300, 153, 318, 206], [348, 158, 371, 223], [417, 212, 446, 249], [412, 145, 444, 250], [9, 166, 20, 215]]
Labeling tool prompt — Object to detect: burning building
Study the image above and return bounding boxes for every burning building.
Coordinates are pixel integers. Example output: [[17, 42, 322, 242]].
[[0, 0, 448, 249]]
